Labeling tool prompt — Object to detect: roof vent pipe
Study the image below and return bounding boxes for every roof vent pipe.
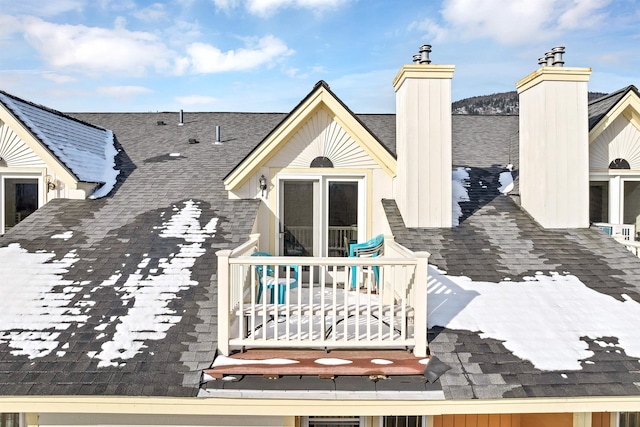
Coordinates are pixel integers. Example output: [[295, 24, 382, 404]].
[[418, 44, 432, 64], [214, 125, 222, 145], [545, 51, 554, 67], [179, 110, 184, 126], [538, 57, 547, 67], [551, 46, 565, 66], [412, 54, 421, 64]]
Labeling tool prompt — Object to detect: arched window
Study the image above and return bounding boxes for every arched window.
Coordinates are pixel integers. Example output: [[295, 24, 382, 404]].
[[609, 158, 631, 169], [310, 156, 333, 168]]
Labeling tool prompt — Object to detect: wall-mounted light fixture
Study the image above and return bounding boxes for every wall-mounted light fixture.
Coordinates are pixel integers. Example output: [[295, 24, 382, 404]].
[[259, 175, 267, 197], [46, 175, 56, 191]]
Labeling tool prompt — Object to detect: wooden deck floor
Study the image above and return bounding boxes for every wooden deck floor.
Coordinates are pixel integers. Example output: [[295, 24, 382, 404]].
[[205, 349, 429, 379]]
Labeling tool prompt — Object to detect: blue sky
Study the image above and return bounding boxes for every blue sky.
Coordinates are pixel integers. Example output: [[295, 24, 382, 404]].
[[0, 0, 639, 113]]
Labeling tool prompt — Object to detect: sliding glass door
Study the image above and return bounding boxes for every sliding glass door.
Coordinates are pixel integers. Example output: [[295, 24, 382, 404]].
[[279, 175, 364, 257]]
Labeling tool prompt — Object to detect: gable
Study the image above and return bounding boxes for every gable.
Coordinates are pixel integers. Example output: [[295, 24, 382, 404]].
[[590, 114, 640, 170], [0, 119, 46, 168], [269, 108, 378, 169], [224, 81, 396, 191], [590, 90, 640, 171], [0, 91, 117, 188]]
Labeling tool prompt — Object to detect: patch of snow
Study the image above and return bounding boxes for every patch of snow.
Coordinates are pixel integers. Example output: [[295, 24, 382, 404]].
[[561, 374, 568, 379], [427, 266, 640, 371], [56, 351, 66, 357], [419, 358, 430, 365], [89, 200, 219, 367], [222, 376, 237, 381], [452, 167, 470, 226], [88, 130, 120, 199], [371, 359, 393, 365], [0, 244, 88, 358], [212, 355, 299, 367], [498, 170, 514, 194], [315, 358, 352, 366], [202, 373, 215, 382], [51, 231, 73, 240]]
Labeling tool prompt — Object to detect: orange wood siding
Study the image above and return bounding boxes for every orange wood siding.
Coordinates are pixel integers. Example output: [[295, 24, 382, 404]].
[[433, 414, 521, 427], [520, 413, 572, 427], [592, 412, 611, 427], [433, 413, 572, 427]]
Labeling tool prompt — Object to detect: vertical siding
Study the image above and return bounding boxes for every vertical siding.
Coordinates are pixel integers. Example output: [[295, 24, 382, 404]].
[[519, 72, 590, 228], [395, 71, 452, 228], [433, 413, 521, 427], [592, 412, 611, 427]]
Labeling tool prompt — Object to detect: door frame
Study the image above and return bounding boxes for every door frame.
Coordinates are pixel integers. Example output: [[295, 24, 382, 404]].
[[275, 172, 367, 256], [0, 171, 44, 234]]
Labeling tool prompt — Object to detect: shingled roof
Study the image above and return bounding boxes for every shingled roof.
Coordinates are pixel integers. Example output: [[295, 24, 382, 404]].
[[1, 86, 640, 402], [0, 91, 117, 186]]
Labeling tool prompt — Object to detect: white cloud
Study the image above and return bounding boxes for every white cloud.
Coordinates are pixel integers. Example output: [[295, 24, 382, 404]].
[[0, 0, 84, 17], [96, 85, 153, 97], [407, 17, 448, 44], [557, 0, 611, 29], [42, 73, 77, 84], [21, 17, 177, 77], [435, 0, 612, 45], [175, 95, 218, 106], [0, 14, 22, 38], [213, 0, 349, 16], [212, 0, 241, 11], [186, 35, 294, 73], [132, 3, 168, 21]]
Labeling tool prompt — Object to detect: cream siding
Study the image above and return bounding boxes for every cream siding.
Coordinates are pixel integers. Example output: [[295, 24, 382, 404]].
[[517, 68, 591, 228], [590, 115, 640, 171], [37, 413, 290, 427], [393, 65, 454, 228], [0, 121, 46, 168]]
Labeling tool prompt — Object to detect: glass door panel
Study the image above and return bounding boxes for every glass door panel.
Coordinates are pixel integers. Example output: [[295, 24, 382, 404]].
[[623, 180, 640, 237], [282, 180, 315, 256], [328, 181, 358, 257], [4, 178, 38, 231]]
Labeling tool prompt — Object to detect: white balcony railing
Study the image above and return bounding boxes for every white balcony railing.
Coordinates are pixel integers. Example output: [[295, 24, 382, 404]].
[[216, 235, 429, 357], [614, 236, 640, 258], [594, 222, 636, 241]]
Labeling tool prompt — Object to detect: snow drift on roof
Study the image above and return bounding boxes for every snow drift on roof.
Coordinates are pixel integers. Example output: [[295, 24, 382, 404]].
[[0, 92, 119, 194]]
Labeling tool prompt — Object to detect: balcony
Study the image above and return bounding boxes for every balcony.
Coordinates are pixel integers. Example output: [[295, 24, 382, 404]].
[[216, 235, 429, 357]]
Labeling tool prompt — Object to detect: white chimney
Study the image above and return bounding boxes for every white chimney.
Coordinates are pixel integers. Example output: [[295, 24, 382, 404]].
[[393, 45, 455, 227], [516, 47, 591, 228]]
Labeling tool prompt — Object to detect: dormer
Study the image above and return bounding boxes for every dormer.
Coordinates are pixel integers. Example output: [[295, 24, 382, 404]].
[[0, 91, 118, 234], [224, 81, 396, 256]]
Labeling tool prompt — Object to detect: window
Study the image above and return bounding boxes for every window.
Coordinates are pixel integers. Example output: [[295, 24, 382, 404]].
[[303, 416, 364, 427], [620, 412, 640, 427], [381, 416, 424, 427], [1, 413, 20, 427]]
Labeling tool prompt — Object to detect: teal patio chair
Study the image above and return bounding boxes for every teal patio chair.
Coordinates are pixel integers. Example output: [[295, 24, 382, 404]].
[[251, 251, 299, 304], [349, 234, 384, 289]]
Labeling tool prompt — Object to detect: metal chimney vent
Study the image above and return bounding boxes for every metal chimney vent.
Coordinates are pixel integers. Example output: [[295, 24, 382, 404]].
[[540, 46, 565, 67], [178, 110, 184, 126], [413, 44, 432, 64], [214, 125, 222, 145]]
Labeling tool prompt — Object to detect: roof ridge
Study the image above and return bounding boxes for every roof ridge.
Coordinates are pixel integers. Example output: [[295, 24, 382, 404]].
[[0, 90, 107, 132], [588, 85, 638, 106]]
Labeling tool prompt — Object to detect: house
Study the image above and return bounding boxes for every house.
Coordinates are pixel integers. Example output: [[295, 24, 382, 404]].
[[1, 44, 640, 427]]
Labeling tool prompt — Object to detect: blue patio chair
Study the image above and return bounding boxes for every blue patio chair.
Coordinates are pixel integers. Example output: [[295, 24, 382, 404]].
[[251, 251, 299, 304], [349, 234, 384, 289]]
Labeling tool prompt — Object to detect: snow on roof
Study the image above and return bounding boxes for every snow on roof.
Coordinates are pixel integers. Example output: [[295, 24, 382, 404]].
[[452, 167, 470, 226], [428, 266, 640, 371], [0, 200, 218, 367], [0, 92, 119, 194]]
